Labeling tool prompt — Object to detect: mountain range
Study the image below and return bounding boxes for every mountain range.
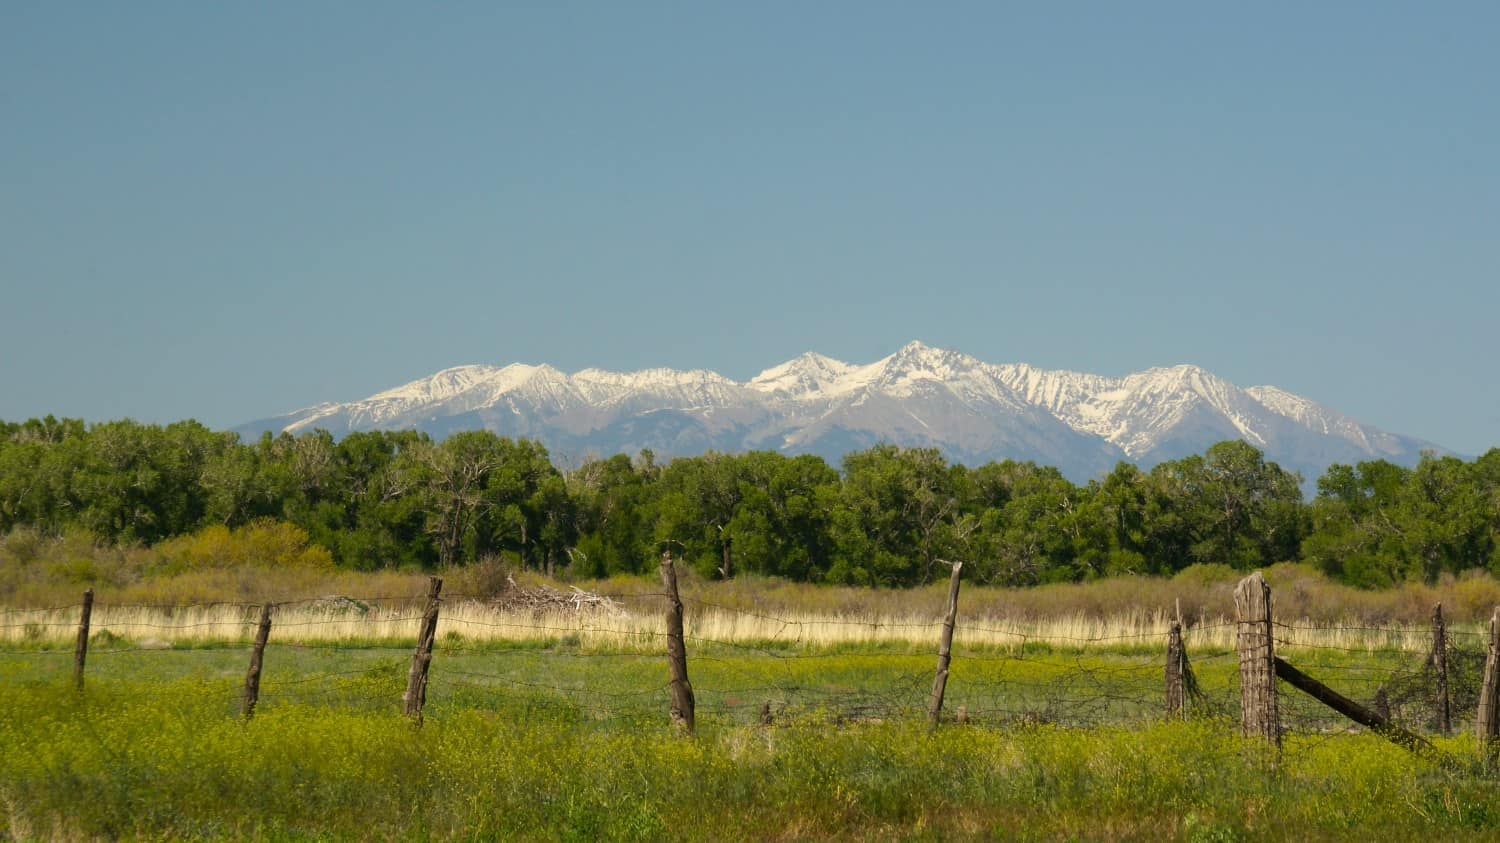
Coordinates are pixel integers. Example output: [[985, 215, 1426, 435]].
[[236, 341, 1445, 484]]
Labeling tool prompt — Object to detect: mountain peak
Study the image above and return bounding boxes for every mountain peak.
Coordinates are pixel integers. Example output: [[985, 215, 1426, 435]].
[[1140, 363, 1209, 379], [882, 341, 982, 378], [749, 351, 855, 398], [366, 364, 505, 403], [892, 339, 947, 361], [778, 351, 852, 372], [1129, 363, 1225, 395], [237, 344, 1445, 485]]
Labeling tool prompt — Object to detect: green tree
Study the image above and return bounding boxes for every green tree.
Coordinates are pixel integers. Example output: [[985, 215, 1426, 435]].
[[570, 454, 655, 577], [652, 453, 746, 579], [1145, 441, 1304, 571], [960, 461, 1080, 585], [829, 445, 964, 586]]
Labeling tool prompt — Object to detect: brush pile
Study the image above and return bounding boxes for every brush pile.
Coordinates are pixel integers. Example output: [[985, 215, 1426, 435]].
[[490, 576, 626, 616]]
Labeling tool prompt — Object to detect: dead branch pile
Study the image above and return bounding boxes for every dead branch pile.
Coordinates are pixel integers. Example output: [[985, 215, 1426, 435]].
[[490, 577, 625, 616], [307, 596, 372, 614]]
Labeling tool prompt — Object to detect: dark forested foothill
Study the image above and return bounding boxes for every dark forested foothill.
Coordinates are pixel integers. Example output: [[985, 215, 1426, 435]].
[[1, 416, 1497, 588]]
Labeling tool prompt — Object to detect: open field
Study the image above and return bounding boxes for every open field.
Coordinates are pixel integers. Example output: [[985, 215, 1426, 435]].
[[3, 640, 1500, 841], [6, 564, 1500, 840]]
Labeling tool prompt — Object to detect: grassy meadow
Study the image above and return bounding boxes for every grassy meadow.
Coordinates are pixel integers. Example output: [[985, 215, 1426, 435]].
[[7, 538, 1500, 840], [2, 664, 1499, 842], [5, 589, 1500, 840]]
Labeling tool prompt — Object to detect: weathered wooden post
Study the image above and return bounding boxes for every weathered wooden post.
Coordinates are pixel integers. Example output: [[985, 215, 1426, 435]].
[[1165, 617, 1186, 719], [1476, 607, 1500, 755], [403, 576, 443, 723], [1235, 573, 1279, 746], [241, 602, 274, 720], [1432, 603, 1450, 734], [73, 588, 94, 689], [660, 552, 695, 735], [927, 560, 963, 728]]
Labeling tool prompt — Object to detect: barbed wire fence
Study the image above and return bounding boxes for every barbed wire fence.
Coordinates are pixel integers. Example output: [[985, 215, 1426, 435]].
[[3, 562, 1498, 763]]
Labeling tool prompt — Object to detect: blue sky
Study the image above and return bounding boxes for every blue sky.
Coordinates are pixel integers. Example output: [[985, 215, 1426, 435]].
[[2, 2, 1496, 454]]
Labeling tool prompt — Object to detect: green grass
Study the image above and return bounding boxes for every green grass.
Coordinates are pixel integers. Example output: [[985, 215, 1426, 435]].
[[6, 637, 1234, 729], [1, 679, 1497, 841], [3, 639, 1499, 841]]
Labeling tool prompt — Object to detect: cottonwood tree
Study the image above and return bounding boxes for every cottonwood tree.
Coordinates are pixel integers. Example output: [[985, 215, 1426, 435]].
[[830, 445, 965, 586], [406, 432, 504, 567]]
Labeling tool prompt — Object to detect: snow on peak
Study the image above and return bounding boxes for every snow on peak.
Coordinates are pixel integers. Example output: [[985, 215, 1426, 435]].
[[1131, 363, 1213, 389], [574, 366, 735, 391], [367, 364, 507, 404], [862, 341, 990, 396], [991, 361, 1274, 455], [1246, 385, 1324, 421], [748, 351, 855, 398], [252, 341, 1439, 482], [1245, 385, 1391, 452], [888, 340, 974, 372]]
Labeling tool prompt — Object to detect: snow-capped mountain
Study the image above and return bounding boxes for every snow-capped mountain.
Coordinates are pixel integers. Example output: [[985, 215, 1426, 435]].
[[236, 341, 1446, 483]]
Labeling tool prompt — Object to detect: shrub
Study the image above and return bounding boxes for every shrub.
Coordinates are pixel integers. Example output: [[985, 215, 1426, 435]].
[[443, 553, 517, 600], [147, 520, 334, 575]]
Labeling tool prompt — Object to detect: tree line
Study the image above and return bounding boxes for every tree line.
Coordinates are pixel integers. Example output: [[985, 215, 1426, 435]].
[[1, 416, 1496, 588]]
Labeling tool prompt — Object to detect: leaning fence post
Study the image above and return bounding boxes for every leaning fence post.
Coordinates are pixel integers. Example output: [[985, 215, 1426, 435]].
[[1273, 656, 1444, 762], [403, 576, 443, 723], [73, 588, 94, 690], [660, 551, 695, 735], [1234, 572, 1279, 746], [1476, 607, 1500, 755], [927, 559, 964, 728], [1432, 602, 1450, 734], [241, 602, 274, 720], [1165, 615, 1186, 719]]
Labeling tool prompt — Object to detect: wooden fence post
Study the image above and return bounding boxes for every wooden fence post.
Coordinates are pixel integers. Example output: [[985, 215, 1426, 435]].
[[1476, 607, 1500, 754], [403, 576, 443, 723], [1165, 617, 1186, 719], [927, 560, 964, 728], [73, 588, 93, 690], [1234, 572, 1279, 746], [241, 602, 274, 720], [1431, 603, 1450, 734], [660, 551, 695, 735]]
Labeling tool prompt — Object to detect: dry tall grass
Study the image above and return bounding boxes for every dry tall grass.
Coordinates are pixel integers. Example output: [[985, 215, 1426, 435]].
[[0, 597, 1467, 655], [9, 522, 1500, 627], [7, 521, 1498, 654]]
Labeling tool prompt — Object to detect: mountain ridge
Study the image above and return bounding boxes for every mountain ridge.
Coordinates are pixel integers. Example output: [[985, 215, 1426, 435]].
[[237, 341, 1447, 484]]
